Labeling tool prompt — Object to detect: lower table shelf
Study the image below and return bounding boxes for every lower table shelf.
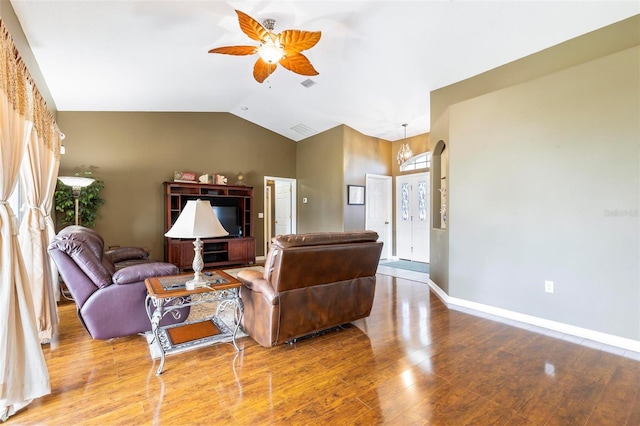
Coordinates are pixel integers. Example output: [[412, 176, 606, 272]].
[[145, 270, 244, 375], [157, 316, 235, 355]]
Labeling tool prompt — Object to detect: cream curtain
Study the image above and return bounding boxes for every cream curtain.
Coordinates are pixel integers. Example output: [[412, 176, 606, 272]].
[[19, 118, 61, 342], [0, 19, 51, 422]]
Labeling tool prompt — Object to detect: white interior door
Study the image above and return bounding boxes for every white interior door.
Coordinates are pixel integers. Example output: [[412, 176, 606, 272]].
[[264, 176, 297, 257], [365, 174, 392, 259], [395, 172, 429, 262], [265, 185, 272, 248], [275, 181, 292, 236]]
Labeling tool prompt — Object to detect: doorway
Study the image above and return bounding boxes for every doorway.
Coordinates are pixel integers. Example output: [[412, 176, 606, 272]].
[[365, 174, 392, 260], [264, 176, 297, 255], [395, 172, 429, 262]]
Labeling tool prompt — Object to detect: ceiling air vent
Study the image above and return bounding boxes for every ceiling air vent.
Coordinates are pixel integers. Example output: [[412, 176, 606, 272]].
[[301, 79, 316, 88], [291, 123, 317, 137]]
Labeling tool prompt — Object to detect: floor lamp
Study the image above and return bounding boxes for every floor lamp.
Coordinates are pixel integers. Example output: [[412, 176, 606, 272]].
[[57, 176, 95, 226]]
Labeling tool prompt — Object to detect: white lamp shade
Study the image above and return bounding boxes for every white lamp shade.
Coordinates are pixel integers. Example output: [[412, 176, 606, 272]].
[[58, 176, 95, 188], [165, 199, 229, 239]]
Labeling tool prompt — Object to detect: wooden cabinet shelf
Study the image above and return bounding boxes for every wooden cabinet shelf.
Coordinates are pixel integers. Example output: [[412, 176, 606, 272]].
[[164, 182, 255, 271]]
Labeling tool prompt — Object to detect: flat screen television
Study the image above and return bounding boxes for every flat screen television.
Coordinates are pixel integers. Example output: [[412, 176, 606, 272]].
[[212, 205, 241, 237]]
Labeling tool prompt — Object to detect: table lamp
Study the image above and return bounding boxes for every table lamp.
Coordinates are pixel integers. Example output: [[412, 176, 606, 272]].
[[165, 199, 229, 289], [57, 176, 96, 226]]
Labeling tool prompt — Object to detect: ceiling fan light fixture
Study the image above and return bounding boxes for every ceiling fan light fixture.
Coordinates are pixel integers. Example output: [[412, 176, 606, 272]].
[[208, 10, 321, 83], [257, 40, 284, 64]]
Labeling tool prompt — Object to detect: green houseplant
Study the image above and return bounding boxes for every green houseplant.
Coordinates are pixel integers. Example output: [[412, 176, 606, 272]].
[[54, 172, 105, 228]]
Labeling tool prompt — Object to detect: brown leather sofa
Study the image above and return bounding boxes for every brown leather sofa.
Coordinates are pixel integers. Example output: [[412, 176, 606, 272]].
[[237, 231, 383, 347]]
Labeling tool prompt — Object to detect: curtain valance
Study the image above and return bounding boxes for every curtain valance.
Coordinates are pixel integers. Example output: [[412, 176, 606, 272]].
[[0, 18, 61, 156]]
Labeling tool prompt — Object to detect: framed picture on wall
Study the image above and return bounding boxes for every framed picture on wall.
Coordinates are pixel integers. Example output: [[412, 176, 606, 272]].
[[348, 185, 365, 205]]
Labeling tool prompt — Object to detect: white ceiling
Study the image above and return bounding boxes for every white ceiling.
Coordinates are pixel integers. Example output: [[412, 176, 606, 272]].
[[9, 1, 639, 142]]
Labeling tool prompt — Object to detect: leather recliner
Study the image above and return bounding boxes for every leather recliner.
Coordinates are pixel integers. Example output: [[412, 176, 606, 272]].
[[237, 231, 383, 347], [48, 225, 189, 339]]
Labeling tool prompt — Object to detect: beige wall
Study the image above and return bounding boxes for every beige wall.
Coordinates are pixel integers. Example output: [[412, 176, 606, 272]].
[[296, 124, 393, 233], [296, 125, 344, 233], [57, 112, 296, 258], [430, 17, 640, 341], [57, 112, 407, 260], [343, 126, 391, 231]]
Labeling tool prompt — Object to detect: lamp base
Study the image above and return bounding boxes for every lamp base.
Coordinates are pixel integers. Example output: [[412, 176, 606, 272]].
[[185, 276, 210, 291]]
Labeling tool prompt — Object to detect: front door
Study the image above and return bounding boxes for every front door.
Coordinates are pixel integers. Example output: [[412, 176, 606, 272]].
[[395, 172, 429, 262]]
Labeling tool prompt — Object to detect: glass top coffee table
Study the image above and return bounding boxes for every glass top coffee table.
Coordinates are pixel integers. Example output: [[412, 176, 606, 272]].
[[145, 270, 243, 375]]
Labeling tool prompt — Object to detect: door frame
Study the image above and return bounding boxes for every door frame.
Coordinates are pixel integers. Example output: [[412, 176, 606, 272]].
[[263, 176, 297, 256]]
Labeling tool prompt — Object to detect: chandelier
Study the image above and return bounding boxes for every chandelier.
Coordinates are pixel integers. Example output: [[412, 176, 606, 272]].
[[396, 123, 413, 165]]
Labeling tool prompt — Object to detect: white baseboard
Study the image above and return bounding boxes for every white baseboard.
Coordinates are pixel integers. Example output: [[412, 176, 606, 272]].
[[255, 255, 266, 262], [427, 279, 640, 354]]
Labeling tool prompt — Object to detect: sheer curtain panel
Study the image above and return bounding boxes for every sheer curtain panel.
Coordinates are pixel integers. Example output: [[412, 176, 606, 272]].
[[0, 19, 52, 422], [19, 121, 61, 342]]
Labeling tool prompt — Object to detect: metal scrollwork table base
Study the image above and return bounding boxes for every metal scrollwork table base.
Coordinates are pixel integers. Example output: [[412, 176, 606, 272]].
[[145, 271, 244, 375]]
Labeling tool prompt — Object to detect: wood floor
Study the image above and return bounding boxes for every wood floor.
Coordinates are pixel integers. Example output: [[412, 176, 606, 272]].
[[10, 274, 640, 425]]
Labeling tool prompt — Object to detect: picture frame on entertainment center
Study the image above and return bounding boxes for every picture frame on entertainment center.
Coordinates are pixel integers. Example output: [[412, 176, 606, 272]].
[[348, 185, 365, 205]]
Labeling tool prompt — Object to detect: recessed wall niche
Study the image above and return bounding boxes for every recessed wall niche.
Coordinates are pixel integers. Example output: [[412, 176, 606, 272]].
[[432, 140, 447, 229]]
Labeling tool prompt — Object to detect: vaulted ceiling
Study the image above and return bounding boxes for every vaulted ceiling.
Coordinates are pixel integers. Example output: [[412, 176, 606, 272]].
[[9, 1, 639, 141]]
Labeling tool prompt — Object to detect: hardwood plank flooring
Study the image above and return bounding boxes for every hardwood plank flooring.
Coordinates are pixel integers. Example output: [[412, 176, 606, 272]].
[[8, 274, 640, 425]]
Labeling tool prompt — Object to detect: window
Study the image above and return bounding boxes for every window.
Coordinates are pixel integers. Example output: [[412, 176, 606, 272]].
[[400, 152, 430, 171], [401, 183, 409, 221]]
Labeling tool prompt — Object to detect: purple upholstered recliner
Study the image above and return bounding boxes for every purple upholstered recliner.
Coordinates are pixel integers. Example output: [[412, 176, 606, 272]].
[[48, 226, 189, 339]]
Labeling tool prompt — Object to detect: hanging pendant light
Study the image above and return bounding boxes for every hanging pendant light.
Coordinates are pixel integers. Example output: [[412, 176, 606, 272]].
[[396, 123, 413, 165]]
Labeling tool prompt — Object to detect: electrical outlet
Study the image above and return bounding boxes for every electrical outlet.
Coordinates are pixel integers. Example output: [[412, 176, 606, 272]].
[[544, 280, 554, 293]]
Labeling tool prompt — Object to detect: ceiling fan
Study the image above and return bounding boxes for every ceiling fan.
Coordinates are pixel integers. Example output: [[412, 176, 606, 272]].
[[208, 10, 321, 83]]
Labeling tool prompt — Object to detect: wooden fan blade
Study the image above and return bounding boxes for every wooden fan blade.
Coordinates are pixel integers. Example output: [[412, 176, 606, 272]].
[[279, 52, 318, 76], [236, 9, 269, 43], [208, 45, 257, 56], [253, 58, 277, 83], [280, 30, 321, 54]]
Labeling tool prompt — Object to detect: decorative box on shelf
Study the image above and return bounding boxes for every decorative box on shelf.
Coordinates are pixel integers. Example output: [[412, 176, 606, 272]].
[[173, 171, 197, 183]]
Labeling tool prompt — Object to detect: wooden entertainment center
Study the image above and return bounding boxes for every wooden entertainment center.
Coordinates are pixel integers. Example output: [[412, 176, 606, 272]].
[[163, 182, 255, 271]]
